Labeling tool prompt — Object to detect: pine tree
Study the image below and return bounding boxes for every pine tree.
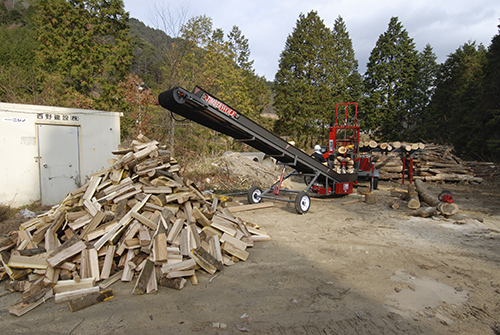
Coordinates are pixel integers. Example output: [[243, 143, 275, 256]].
[[330, 16, 362, 105], [425, 42, 486, 157], [479, 24, 500, 162], [228, 25, 254, 71], [362, 17, 419, 140], [35, 0, 132, 109], [274, 11, 336, 147], [411, 44, 438, 140]]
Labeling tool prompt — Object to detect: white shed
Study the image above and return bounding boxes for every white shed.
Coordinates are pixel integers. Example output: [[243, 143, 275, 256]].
[[0, 102, 120, 207]]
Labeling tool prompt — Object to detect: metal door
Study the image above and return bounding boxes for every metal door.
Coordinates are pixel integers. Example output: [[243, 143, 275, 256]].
[[37, 124, 81, 205]]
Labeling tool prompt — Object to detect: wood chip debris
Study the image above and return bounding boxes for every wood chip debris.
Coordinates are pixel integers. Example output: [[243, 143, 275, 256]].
[[0, 135, 271, 316]]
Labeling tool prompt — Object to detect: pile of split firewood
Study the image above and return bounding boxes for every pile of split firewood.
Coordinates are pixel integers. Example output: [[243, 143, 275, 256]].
[[0, 134, 271, 316], [359, 141, 483, 183]]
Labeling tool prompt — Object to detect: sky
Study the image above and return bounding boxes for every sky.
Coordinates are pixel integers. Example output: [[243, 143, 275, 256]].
[[122, 0, 500, 80]]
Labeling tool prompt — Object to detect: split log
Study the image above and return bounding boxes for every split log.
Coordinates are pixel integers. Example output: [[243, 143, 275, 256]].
[[132, 259, 154, 295], [158, 277, 186, 290], [365, 193, 376, 204], [9, 289, 53, 317], [68, 289, 114, 312], [46, 235, 86, 268], [54, 286, 100, 304]]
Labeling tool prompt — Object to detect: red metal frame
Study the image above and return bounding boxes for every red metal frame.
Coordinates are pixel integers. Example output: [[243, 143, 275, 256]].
[[327, 103, 360, 158]]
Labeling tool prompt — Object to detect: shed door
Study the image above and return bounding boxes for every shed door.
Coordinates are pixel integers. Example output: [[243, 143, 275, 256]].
[[37, 124, 81, 205]]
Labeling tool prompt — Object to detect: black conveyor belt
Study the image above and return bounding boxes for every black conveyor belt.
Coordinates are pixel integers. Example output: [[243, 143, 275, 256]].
[[158, 86, 356, 184]]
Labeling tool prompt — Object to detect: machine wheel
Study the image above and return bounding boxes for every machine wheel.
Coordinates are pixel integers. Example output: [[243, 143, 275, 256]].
[[295, 191, 311, 214], [247, 186, 263, 204], [371, 177, 379, 190]]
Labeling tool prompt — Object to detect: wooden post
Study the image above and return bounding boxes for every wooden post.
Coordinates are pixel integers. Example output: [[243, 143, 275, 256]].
[[407, 183, 420, 209]]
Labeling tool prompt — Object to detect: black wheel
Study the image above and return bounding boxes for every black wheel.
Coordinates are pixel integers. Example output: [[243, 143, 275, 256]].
[[295, 191, 311, 214], [371, 177, 379, 190], [247, 186, 263, 204]]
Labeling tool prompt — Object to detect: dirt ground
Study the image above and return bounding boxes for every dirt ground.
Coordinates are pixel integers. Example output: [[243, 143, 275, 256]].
[[1, 178, 499, 334]]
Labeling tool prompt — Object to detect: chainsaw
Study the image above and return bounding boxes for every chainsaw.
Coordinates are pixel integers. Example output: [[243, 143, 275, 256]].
[[438, 190, 454, 203]]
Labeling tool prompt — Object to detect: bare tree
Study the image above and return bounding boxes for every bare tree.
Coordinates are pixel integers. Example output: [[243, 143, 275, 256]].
[[148, 2, 191, 155]]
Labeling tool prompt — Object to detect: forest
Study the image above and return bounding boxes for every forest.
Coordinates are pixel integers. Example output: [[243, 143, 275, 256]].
[[1, 0, 499, 162]]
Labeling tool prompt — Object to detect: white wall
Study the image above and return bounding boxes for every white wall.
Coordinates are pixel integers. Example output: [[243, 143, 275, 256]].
[[0, 103, 120, 207]]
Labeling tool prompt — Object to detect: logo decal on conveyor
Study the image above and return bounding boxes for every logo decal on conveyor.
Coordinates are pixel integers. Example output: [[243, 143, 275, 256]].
[[201, 93, 239, 119]]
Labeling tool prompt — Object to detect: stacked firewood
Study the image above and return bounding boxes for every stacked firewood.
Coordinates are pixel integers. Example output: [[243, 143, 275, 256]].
[[0, 135, 270, 316], [412, 144, 483, 183], [360, 142, 483, 183]]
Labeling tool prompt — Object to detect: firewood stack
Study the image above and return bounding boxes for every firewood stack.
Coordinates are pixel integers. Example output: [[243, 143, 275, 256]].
[[359, 141, 483, 183], [412, 144, 483, 183], [0, 135, 271, 316]]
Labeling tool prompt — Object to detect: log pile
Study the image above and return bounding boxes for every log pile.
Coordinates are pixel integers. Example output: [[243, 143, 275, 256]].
[[0, 135, 271, 316], [361, 141, 483, 183], [412, 144, 483, 183]]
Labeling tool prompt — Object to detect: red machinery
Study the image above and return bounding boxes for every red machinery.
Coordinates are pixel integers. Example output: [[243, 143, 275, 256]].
[[310, 103, 379, 195], [158, 86, 378, 213]]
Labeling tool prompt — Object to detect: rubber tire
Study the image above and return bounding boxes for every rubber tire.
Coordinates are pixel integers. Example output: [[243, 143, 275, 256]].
[[247, 186, 263, 204], [371, 177, 379, 190], [295, 191, 311, 214]]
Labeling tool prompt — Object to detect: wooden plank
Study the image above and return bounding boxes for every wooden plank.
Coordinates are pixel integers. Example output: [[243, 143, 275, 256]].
[[222, 241, 249, 261], [116, 220, 141, 256], [88, 248, 100, 281], [211, 215, 238, 237], [47, 235, 86, 268], [227, 202, 274, 213], [93, 195, 150, 251], [153, 233, 168, 262], [188, 223, 201, 249], [146, 267, 157, 294], [179, 228, 190, 256], [8, 254, 48, 270], [165, 191, 194, 204], [209, 235, 223, 262], [157, 277, 186, 290], [121, 249, 136, 282], [9, 290, 53, 317], [17, 230, 35, 250], [53, 278, 95, 294], [84, 198, 100, 217], [143, 186, 172, 194], [220, 233, 247, 251], [160, 259, 196, 274], [113, 188, 142, 203], [99, 270, 123, 290], [166, 269, 195, 279], [167, 218, 184, 244], [130, 211, 158, 230], [189, 247, 222, 274], [100, 245, 116, 280], [82, 176, 102, 201], [192, 206, 211, 227], [86, 220, 119, 242], [101, 177, 133, 195], [138, 226, 151, 247], [54, 286, 100, 304], [68, 289, 114, 312], [81, 211, 106, 240], [131, 259, 154, 295]]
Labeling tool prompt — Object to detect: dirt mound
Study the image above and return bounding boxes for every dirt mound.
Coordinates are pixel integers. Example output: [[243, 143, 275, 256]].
[[183, 152, 281, 192]]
